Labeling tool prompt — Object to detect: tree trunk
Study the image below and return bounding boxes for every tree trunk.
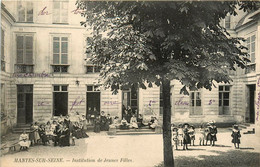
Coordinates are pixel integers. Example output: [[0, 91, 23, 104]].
[[162, 79, 174, 167]]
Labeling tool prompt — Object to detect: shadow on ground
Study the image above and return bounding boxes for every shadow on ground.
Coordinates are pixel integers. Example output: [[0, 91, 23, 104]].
[[155, 150, 260, 167]]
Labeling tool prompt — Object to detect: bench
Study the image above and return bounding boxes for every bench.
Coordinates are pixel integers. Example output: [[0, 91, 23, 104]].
[[1, 141, 20, 154]]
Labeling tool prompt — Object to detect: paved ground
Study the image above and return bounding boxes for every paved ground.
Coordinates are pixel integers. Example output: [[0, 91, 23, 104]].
[[1, 130, 260, 167]]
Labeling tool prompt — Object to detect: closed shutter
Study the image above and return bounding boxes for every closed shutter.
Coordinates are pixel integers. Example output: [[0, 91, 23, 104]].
[[53, 2, 60, 23], [1, 29, 4, 61], [17, 36, 24, 64], [25, 36, 33, 64]]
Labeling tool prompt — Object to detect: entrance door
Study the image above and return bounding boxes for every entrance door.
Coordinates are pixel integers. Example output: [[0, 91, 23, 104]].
[[248, 85, 255, 123], [17, 85, 33, 124], [122, 87, 138, 118], [86, 92, 100, 114]]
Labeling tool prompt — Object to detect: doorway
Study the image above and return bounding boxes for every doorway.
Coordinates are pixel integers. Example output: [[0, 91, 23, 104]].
[[17, 85, 33, 124], [86, 85, 101, 116], [122, 87, 138, 118], [247, 84, 255, 123]]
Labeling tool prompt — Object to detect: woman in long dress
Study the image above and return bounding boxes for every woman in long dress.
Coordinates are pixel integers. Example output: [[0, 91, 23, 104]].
[[19, 130, 30, 151], [33, 122, 41, 144], [39, 124, 48, 145], [94, 115, 101, 133], [60, 124, 70, 147], [29, 123, 35, 146]]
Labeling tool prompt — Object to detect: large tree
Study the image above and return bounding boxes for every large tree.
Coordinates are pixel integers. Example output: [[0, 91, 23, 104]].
[[77, 1, 259, 166]]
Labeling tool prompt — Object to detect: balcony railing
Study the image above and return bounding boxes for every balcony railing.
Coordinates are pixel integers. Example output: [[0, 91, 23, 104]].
[[14, 64, 34, 73]]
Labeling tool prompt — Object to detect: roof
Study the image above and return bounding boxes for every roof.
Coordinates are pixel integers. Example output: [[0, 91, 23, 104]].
[[235, 10, 260, 30]]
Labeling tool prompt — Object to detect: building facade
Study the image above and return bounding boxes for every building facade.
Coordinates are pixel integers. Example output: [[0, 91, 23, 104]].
[[0, 1, 259, 135]]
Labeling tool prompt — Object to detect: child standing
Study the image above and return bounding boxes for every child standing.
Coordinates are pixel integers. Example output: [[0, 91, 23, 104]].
[[189, 125, 195, 146], [198, 124, 206, 146], [182, 123, 191, 150], [231, 124, 241, 149], [177, 124, 184, 146], [172, 127, 178, 150]]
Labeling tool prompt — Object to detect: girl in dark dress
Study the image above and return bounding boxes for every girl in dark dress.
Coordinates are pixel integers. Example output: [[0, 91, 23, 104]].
[[38, 124, 48, 145], [60, 124, 70, 147], [207, 121, 217, 146], [231, 124, 241, 149], [183, 123, 191, 150]]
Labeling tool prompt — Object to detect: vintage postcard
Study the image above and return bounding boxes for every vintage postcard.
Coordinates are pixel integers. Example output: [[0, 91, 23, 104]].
[[0, 0, 260, 167]]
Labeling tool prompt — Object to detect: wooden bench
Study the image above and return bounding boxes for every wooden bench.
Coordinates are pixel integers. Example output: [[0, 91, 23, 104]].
[[1, 141, 19, 153]]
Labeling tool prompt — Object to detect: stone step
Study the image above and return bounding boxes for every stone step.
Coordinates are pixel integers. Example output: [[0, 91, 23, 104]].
[[116, 131, 156, 135]]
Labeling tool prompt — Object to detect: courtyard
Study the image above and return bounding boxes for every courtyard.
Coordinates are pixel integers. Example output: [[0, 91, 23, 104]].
[[1, 129, 260, 167]]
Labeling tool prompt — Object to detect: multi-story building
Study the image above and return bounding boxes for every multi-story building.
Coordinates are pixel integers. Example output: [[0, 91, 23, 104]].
[[0, 1, 259, 136]]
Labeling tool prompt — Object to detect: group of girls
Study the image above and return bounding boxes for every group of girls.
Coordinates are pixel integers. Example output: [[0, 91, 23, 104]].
[[172, 121, 218, 150], [19, 114, 89, 151]]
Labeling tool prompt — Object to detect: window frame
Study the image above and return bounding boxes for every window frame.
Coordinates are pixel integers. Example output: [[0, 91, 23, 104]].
[[17, 1, 34, 23], [189, 90, 203, 115], [52, 0, 69, 24], [51, 34, 70, 73], [246, 33, 256, 64], [219, 85, 231, 115]]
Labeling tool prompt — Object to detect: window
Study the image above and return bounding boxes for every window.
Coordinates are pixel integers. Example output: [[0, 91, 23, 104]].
[[86, 65, 101, 73], [246, 34, 256, 64], [18, 1, 33, 22], [53, 85, 68, 116], [160, 86, 163, 115], [87, 85, 100, 92], [15, 34, 34, 73], [190, 91, 202, 115], [52, 36, 69, 73], [1, 29, 5, 72], [85, 37, 100, 73], [219, 85, 231, 115], [224, 15, 231, 29], [53, 0, 68, 23]]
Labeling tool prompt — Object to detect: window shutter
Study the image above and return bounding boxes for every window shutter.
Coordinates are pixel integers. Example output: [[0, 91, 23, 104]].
[[17, 36, 24, 64], [53, 2, 60, 23], [25, 36, 33, 64], [1, 29, 4, 60], [26, 2, 33, 22], [18, 2, 25, 22]]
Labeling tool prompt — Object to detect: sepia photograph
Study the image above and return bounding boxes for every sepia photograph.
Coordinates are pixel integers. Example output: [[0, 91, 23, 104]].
[[0, 0, 260, 167]]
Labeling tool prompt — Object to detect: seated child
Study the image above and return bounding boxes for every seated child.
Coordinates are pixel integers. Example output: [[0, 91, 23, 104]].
[[120, 117, 130, 129], [19, 130, 30, 151]]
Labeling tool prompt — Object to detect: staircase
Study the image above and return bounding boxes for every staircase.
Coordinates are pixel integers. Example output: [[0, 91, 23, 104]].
[[12, 124, 31, 134], [238, 123, 255, 134], [116, 126, 157, 135]]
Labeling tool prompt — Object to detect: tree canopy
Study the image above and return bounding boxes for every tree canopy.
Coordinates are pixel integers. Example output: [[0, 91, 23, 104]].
[[78, 1, 259, 94]]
